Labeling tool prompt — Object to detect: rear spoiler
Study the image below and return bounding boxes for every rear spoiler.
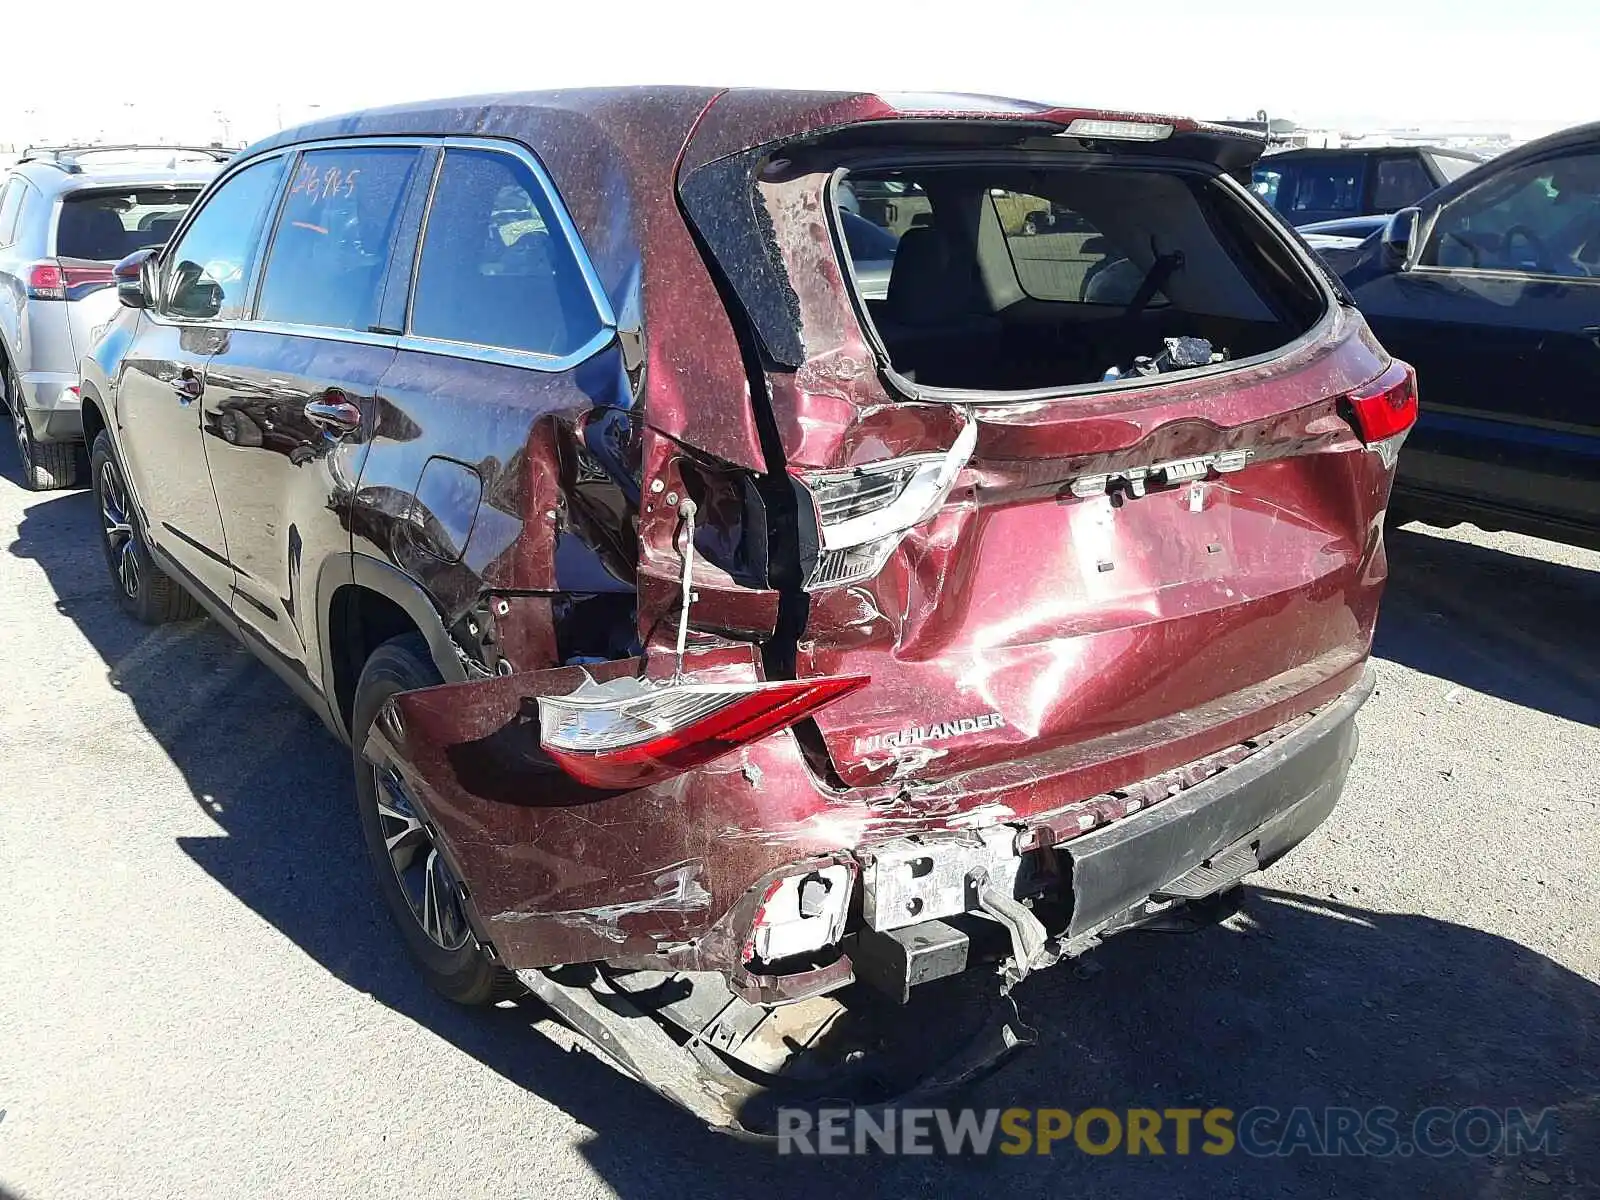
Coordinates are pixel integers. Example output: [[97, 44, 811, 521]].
[[682, 91, 1267, 177]]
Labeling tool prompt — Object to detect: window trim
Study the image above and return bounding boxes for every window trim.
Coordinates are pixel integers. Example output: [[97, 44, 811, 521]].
[[396, 136, 617, 373]]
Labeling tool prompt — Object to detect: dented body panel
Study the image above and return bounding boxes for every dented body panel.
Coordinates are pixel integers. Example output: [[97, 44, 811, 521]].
[[309, 88, 1390, 973], [93, 86, 1406, 1126]]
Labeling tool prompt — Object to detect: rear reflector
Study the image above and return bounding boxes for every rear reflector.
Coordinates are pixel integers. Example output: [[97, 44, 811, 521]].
[[537, 673, 868, 789], [1345, 360, 1418, 443]]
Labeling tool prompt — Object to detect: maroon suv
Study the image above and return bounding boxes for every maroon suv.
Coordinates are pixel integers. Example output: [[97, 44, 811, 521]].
[[80, 88, 1414, 1133]]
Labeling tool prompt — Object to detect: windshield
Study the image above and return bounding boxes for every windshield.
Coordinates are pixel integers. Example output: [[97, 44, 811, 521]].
[[56, 187, 201, 262]]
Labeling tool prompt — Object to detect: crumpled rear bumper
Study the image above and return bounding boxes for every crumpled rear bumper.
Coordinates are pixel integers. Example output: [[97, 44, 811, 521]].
[[849, 665, 1371, 999], [372, 650, 1373, 983]]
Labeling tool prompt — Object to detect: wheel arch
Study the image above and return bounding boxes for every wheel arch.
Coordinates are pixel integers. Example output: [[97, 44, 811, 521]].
[[79, 381, 110, 452], [316, 553, 469, 744]]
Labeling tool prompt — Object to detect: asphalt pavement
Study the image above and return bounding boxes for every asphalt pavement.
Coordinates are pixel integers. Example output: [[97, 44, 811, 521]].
[[1, 433, 1596, 1199]]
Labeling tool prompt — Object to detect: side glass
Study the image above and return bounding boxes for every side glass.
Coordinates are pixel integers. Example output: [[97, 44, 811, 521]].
[[1286, 162, 1362, 217], [990, 188, 1128, 304], [162, 158, 287, 321], [1373, 157, 1433, 211], [254, 147, 419, 332], [408, 148, 602, 357], [1423, 151, 1600, 277]]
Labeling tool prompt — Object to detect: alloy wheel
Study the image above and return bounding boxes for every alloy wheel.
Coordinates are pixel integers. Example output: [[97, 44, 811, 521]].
[[374, 766, 471, 950], [98, 459, 140, 600]]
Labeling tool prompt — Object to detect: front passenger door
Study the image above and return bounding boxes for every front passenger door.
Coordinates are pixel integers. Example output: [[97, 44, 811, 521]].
[[115, 156, 287, 603], [1355, 149, 1600, 530]]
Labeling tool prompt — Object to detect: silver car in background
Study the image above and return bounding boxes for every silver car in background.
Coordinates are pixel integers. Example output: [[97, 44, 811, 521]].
[[0, 145, 228, 489]]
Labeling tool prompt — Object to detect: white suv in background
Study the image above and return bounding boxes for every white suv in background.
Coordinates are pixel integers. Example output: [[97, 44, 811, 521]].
[[0, 145, 228, 489]]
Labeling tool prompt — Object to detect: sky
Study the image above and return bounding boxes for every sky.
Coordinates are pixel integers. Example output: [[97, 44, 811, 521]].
[[3, 0, 1595, 148]]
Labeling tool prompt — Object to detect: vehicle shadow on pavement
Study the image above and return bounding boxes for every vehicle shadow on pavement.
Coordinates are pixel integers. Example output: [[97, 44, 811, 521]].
[[1376, 524, 1600, 727], [7, 471, 1598, 1200]]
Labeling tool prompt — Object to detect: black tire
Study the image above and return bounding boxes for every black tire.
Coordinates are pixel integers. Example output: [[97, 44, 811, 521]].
[[89, 431, 201, 624], [353, 633, 520, 1005], [7, 363, 78, 491]]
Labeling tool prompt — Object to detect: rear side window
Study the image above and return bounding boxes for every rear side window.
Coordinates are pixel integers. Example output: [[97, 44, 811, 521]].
[[990, 189, 1132, 304], [57, 188, 199, 261], [1251, 167, 1283, 209], [408, 148, 601, 358], [256, 147, 420, 331], [1433, 154, 1479, 183], [1284, 161, 1362, 216], [163, 158, 286, 321], [1372, 157, 1433, 210], [0, 179, 25, 247]]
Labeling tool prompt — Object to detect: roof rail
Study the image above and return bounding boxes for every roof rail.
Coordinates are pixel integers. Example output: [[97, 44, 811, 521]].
[[17, 144, 236, 173]]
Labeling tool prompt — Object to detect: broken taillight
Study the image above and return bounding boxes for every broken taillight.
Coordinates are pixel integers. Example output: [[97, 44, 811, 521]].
[[1345, 360, 1418, 444], [795, 419, 977, 590], [537, 673, 868, 789]]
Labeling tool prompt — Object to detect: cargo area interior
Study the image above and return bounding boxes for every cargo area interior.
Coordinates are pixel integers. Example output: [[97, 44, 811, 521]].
[[834, 161, 1327, 392]]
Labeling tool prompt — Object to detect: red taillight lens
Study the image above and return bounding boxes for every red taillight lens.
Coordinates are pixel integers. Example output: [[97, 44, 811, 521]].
[[537, 674, 868, 789], [26, 262, 65, 300], [26, 260, 115, 301], [1345, 360, 1418, 443]]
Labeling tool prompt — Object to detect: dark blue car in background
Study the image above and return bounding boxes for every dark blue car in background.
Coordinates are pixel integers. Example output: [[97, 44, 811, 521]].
[[1334, 123, 1600, 550], [1254, 146, 1483, 226]]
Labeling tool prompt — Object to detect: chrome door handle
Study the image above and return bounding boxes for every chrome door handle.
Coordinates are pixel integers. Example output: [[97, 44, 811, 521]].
[[169, 372, 202, 402], [303, 392, 362, 434]]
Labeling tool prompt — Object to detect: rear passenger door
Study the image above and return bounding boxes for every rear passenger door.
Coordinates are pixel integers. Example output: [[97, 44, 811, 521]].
[[352, 140, 622, 670], [200, 143, 426, 680]]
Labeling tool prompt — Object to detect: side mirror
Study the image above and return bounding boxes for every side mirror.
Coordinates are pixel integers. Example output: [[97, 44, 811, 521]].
[[115, 247, 158, 309], [1381, 207, 1422, 273]]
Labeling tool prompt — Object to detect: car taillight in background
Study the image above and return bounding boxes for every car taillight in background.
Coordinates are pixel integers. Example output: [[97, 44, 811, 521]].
[[27, 260, 116, 301], [537, 673, 868, 789], [795, 419, 977, 590], [1344, 360, 1418, 463]]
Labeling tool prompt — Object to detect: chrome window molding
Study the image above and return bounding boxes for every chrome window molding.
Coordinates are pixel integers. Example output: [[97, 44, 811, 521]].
[[233, 320, 401, 349], [397, 325, 616, 373]]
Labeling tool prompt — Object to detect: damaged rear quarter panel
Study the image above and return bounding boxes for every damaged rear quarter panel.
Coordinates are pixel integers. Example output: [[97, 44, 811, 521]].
[[372, 650, 873, 970]]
